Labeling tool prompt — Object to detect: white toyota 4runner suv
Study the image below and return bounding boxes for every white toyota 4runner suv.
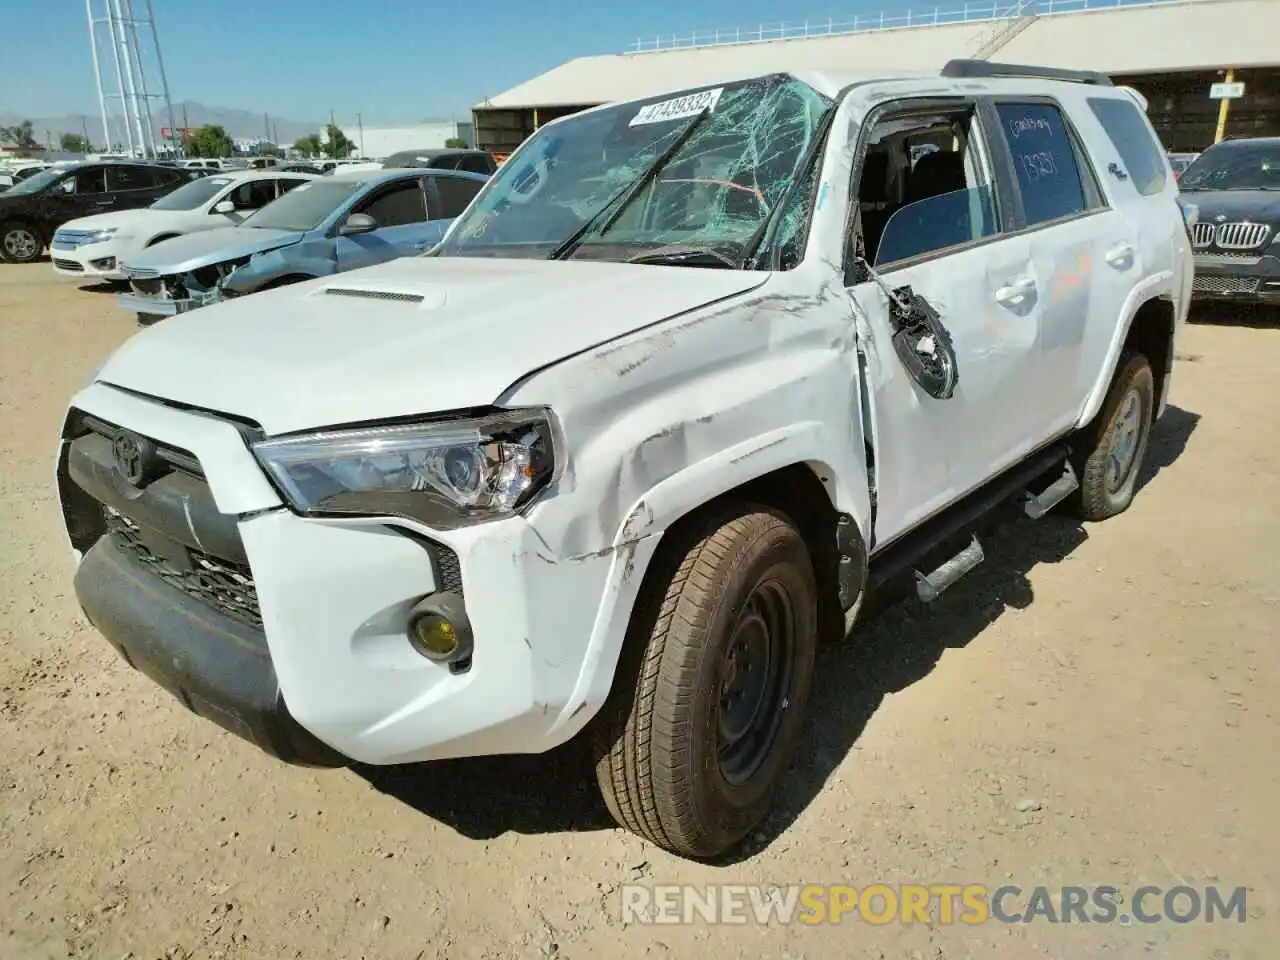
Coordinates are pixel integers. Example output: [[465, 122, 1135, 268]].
[[58, 60, 1192, 860]]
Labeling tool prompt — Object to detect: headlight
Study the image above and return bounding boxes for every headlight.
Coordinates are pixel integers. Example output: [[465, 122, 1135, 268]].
[[1177, 201, 1199, 230], [252, 409, 559, 528]]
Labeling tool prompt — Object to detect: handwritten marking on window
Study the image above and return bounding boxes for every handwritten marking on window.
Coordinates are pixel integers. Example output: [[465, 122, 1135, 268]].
[[1008, 116, 1054, 140], [1020, 151, 1059, 181]]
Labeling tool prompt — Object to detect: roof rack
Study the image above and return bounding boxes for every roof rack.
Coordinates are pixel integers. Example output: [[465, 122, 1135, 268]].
[[940, 59, 1113, 86]]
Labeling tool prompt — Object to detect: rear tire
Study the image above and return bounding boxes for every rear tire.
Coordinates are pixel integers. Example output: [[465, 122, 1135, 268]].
[[594, 505, 818, 859], [1, 221, 43, 263], [1073, 352, 1155, 521]]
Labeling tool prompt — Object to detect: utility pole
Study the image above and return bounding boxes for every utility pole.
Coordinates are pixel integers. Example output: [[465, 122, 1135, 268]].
[[81, 117, 92, 151], [264, 111, 271, 149], [357, 112, 364, 158]]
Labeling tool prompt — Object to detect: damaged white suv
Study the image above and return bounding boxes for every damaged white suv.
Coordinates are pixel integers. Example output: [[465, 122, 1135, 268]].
[[58, 60, 1191, 859]]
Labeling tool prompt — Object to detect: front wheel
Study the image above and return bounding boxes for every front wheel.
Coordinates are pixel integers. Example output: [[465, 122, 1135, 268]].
[[594, 506, 818, 859], [1, 221, 43, 263], [1073, 352, 1155, 521]]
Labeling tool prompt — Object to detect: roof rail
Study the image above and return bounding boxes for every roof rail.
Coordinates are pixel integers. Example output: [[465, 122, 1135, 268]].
[[940, 58, 1113, 86]]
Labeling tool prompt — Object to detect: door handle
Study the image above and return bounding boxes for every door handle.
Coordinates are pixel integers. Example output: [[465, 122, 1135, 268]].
[[1104, 243, 1135, 269], [994, 276, 1036, 305]]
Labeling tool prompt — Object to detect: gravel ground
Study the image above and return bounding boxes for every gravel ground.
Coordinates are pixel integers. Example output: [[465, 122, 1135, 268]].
[[1, 262, 1277, 960]]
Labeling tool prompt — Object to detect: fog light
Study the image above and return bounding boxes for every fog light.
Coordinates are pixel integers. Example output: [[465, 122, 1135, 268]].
[[406, 591, 472, 663]]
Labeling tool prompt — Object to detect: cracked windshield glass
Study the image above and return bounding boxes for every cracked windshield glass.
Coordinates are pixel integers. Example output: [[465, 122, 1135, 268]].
[[436, 73, 833, 267]]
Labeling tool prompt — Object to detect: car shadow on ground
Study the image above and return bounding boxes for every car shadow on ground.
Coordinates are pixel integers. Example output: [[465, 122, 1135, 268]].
[[78, 280, 129, 294], [355, 404, 1202, 859], [1188, 301, 1280, 328]]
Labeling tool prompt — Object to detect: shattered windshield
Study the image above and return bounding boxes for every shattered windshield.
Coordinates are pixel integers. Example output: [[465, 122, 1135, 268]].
[[1179, 142, 1280, 191], [436, 73, 833, 268]]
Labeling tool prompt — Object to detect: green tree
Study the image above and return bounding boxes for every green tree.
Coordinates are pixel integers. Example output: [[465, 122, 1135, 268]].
[[0, 120, 39, 148], [59, 133, 93, 153], [293, 133, 322, 157], [182, 124, 234, 158], [444, 136, 470, 149], [322, 123, 354, 159]]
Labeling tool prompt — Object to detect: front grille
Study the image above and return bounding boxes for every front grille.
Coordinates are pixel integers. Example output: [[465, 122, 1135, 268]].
[[53, 230, 96, 248], [79, 412, 203, 478], [53, 258, 84, 272], [1192, 221, 1272, 251], [124, 266, 160, 280], [1193, 275, 1259, 294], [105, 508, 262, 629]]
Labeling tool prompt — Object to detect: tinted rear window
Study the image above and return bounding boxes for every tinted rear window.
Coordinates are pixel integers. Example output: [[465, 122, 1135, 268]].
[[1088, 97, 1167, 196]]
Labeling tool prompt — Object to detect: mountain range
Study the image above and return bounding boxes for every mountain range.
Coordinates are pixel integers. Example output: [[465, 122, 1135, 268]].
[[0, 101, 324, 148]]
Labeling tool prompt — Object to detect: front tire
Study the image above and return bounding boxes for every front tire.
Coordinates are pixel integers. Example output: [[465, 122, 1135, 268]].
[[595, 506, 818, 859], [1073, 352, 1155, 521], [1, 221, 43, 263]]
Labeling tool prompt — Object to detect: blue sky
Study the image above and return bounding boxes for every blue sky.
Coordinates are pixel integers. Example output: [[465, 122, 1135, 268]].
[[4, 0, 896, 122]]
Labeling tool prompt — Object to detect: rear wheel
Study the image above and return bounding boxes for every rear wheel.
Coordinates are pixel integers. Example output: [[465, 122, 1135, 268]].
[[1073, 352, 1155, 521], [594, 505, 818, 859], [1, 221, 43, 263]]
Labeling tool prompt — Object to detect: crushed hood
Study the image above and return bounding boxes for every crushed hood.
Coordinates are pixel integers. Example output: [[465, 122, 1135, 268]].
[[121, 226, 303, 275], [96, 255, 771, 435]]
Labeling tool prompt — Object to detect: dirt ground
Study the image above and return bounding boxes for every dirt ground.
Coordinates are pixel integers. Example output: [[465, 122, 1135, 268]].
[[1, 261, 1277, 960]]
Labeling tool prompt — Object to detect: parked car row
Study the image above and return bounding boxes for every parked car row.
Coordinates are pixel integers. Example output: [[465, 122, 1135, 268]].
[[0, 155, 491, 320]]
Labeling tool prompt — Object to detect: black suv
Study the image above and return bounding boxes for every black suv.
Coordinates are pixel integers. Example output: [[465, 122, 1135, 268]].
[[0, 161, 201, 264], [381, 148, 497, 175], [1179, 137, 1280, 306]]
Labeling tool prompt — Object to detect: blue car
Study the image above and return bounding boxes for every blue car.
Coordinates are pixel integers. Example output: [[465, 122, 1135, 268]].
[[116, 167, 488, 322]]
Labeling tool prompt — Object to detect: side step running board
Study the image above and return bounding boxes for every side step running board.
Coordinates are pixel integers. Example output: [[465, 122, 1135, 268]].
[[1023, 460, 1079, 520], [915, 535, 984, 602]]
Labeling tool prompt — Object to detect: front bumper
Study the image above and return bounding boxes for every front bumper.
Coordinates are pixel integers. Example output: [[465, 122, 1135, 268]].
[[59, 382, 649, 767], [1191, 251, 1280, 304], [50, 241, 127, 281]]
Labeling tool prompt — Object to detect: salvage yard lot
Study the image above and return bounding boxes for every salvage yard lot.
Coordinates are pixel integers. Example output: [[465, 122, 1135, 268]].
[[1, 263, 1277, 959]]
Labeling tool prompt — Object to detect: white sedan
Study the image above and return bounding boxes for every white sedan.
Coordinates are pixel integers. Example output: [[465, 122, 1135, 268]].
[[50, 169, 318, 282]]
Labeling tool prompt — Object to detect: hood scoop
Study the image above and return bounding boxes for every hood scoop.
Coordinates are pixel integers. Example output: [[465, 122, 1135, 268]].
[[323, 286, 426, 304]]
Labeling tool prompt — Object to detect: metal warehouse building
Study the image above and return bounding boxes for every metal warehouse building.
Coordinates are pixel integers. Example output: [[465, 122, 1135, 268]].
[[473, 0, 1280, 157]]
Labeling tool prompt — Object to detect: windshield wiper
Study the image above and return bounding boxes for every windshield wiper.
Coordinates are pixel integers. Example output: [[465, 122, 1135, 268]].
[[547, 108, 712, 262], [627, 243, 738, 268]]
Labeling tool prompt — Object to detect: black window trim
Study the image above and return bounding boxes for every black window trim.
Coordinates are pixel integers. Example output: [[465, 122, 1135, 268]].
[[981, 93, 1109, 237], [842, 95, 1015, 281]]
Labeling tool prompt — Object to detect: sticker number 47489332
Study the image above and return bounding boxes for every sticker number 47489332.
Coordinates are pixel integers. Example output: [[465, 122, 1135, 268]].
[[629, 87, 725, 127]]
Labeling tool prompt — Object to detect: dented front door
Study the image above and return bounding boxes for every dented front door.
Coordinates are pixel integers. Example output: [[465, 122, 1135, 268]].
[[850, 233, 1046, 546]]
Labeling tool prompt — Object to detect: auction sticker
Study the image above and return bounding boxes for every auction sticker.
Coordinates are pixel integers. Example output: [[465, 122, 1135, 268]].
[[630, 87, 724, 127]]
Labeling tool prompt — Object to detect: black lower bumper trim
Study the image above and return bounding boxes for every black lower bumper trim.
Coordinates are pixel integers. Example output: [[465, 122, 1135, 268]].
[[75, 535, 347, 768]]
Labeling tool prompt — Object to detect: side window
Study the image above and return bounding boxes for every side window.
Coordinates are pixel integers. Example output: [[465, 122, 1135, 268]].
[[851, 105, 1002, 269], [108, 166, 156, 191], [431, 175, 484, 218], [75, 168, 109, 194], [458, 154, 491, 175], [356, 180, 427, 227], [227, 179, 277, 211], [994, 102, 1093, 226], [275, 178, 307, 197], [1087, 96, 1167, 196]]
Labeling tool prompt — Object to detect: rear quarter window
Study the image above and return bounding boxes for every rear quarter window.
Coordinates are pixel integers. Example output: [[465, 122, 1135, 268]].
[[1087, 96, 1168, 196]]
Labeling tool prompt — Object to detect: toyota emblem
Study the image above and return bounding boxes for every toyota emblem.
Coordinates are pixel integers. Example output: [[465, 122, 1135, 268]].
[[112, 430, 155, 486]]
